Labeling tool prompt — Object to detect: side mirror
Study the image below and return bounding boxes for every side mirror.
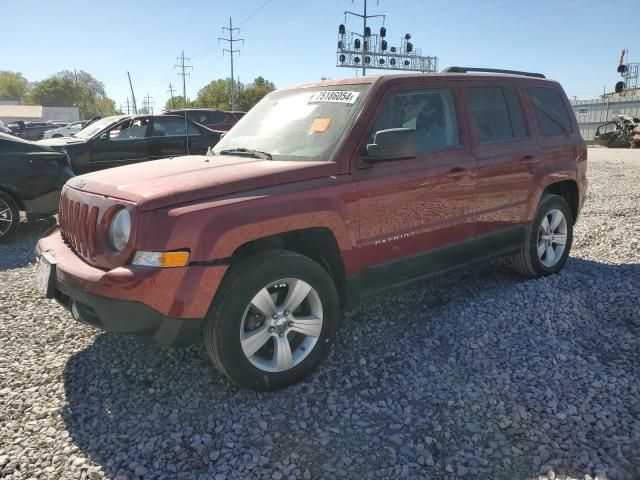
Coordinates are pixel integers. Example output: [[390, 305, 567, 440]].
[[363, 128, 417, 163], [99, 132, 110, 141]]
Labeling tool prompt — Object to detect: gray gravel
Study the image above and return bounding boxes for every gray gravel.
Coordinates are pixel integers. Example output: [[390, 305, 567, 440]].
[[1, 148, 639, 480]]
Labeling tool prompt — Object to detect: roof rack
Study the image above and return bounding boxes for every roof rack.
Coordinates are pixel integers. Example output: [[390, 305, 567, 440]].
[[441, 66, 546, 79]]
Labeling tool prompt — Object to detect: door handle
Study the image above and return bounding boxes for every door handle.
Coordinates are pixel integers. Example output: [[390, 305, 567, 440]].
[[445, 166, 468, 178], [520, 155, 539, 164]]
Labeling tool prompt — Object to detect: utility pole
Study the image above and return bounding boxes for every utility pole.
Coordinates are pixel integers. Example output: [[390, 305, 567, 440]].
[[167, 82, 176, 109], [219, 17, 244, 110], [174, 51, 193, 108], [127, 71, 138, 114], [143, 93, 155, 115], [125, 97, 130, 115]]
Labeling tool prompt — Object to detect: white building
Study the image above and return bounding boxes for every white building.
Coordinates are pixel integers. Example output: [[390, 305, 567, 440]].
[[0, 105, 80, 123]]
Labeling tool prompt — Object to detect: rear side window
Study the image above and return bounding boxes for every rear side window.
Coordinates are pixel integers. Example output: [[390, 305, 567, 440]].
[[527, 87, 572, 136], [207, 111, 227, 125], [370, 88, 460, 153], [468, 87, 528, 143], [186, 112, 210, 125]]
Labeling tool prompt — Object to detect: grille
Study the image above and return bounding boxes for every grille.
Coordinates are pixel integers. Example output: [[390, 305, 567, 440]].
[[59, 193, 100, 261]]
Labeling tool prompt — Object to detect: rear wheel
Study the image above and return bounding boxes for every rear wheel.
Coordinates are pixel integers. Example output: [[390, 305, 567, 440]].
[[203, 250, 339, 391], [511, 194, 574, 277], [0, 192, 20, 242]]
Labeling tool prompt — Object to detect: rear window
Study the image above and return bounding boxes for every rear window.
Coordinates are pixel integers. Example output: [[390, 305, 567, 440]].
[[527, 87, 572, 136], [468, 87, 528, 143]]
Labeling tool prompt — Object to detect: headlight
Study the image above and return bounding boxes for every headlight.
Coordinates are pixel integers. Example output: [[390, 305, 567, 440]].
[[108, 208, 131, 252]]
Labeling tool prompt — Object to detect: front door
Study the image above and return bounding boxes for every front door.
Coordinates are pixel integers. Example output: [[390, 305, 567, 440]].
[[353, 83, 477, 294], [89, 118, 150, 171]]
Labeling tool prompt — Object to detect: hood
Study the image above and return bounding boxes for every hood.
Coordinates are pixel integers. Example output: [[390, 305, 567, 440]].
[[37, 137, 86, 147], [68, 155, 337, 211]]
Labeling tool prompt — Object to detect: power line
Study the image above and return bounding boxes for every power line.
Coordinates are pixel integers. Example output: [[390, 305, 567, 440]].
[[219, 17, 244, 110], [142, 92, 155, 114], [174, 51, 193, 108], [167, 83, 176, 109], [238, 0, 274, 27], [120, 98, 131, 115]]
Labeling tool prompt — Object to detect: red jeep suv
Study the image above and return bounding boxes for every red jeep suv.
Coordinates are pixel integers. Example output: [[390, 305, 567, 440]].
[[35, 67, 588, 390]]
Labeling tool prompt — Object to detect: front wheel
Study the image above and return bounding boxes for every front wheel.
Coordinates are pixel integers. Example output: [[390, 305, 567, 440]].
[[0, 192, 20, 242], [203, 250, 339, 391], [511, 194, 574, 277]]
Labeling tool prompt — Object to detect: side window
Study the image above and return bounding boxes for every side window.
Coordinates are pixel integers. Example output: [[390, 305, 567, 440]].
[[151, 117, 187, 137], [110, 119, 150, 140], [207, 110, 227, 125], [527, 87, 572, 136], [370, 88, 460, 153], [468, 87, 528, 143]]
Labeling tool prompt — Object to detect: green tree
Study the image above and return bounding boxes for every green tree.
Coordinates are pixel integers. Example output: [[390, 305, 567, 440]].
[[28, 70, 117, 118], [239, 76, 275, 111], [164, 95, 192, 110], [193, 77, 274, 111], [0, 71, 29, 100], [28, 76, 77, 107], [194, 79, 235, 110]]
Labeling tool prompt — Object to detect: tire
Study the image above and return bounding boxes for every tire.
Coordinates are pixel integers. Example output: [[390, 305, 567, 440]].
[[0, 191, 20, 242], [511, 194, 574, 277], [203, 250, 340, 391]]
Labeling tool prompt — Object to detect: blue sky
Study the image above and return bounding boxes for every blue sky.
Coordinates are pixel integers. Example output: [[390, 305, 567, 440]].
[[0, 0, 634, 110]]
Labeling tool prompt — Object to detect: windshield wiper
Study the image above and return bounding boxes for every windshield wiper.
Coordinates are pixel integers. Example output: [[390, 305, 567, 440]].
[[218, 148, 272, 160]]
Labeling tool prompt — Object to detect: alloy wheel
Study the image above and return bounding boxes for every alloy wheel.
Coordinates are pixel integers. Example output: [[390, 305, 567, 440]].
[[537, 208, 568, 268], [240, 278, 323, 373], [0, 198, 13, 238]]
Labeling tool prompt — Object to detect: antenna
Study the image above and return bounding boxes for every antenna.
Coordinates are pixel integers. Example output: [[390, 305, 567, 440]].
[[337, 0, 438, 74], [127, 71, 138, 114], [174, 51, 193, 108], [219, 17, 244, 110]]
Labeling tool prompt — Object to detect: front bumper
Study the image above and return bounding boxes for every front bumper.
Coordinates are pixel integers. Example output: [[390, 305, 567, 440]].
[[35, 226, 228, 346]]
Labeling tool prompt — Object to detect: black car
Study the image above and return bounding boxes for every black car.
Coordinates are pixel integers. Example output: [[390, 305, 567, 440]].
[[162, 108, 243, 131], [38, 114, 222, 174], [0, 133, 74, 241], [7, 121, 59, 140]]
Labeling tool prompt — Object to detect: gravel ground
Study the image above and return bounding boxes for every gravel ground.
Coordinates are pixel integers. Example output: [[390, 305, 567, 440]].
[[1, 148, 639, 480]]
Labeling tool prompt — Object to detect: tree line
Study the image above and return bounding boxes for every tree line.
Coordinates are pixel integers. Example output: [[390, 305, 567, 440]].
[[0, 70, 119, 119], [165, 77, 275, 111], [0, 70, 275, 119]]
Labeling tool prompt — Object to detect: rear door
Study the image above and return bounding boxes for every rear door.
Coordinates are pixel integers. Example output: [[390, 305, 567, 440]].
[[525, 85, 577, 180], [148, 116, 189, 159], [353, 81, 477, 292], [463, 81, 543, 238]]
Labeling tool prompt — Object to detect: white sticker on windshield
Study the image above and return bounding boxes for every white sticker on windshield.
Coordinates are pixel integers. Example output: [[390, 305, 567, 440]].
[[309, 91, 360, 104]]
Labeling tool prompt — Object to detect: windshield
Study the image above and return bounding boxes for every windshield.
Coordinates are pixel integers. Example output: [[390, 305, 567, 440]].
[[213, 85, 369, 161], [72, 116, 124, 139]]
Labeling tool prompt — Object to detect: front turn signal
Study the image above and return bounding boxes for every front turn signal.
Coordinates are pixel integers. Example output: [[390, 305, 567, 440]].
[[131, 251, 190, 268]]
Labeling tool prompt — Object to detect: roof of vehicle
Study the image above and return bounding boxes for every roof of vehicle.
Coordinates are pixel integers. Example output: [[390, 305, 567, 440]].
[[163, 108, 226, 113], [279, 68, 557, 92]]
